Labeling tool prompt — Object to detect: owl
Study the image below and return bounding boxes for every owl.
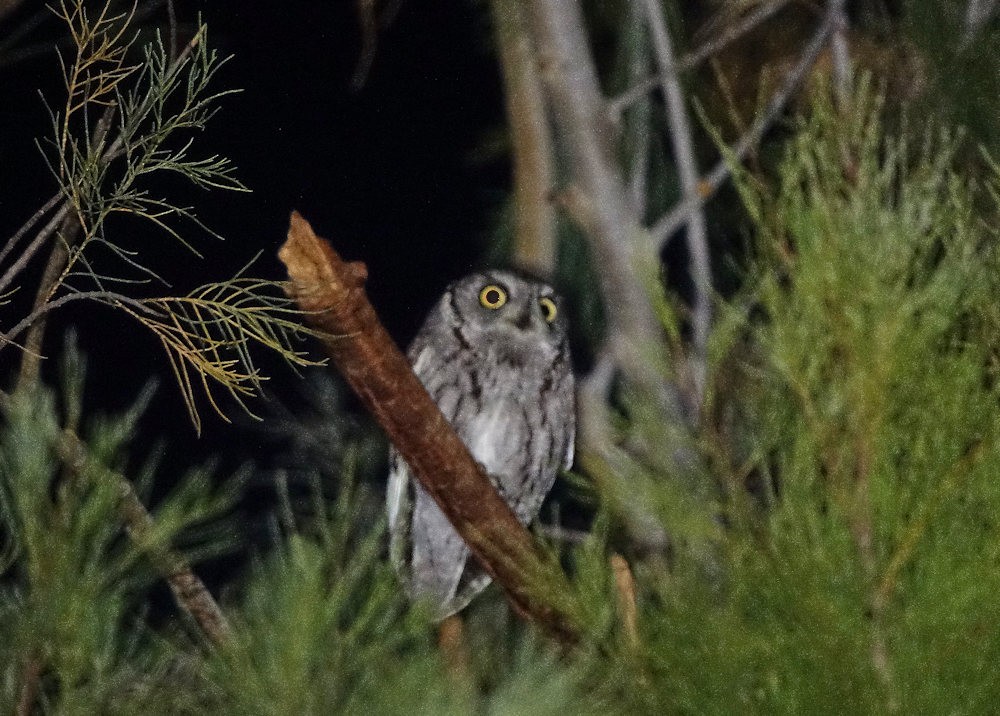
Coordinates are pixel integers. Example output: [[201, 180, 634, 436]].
[[386, 270, 575, 619]]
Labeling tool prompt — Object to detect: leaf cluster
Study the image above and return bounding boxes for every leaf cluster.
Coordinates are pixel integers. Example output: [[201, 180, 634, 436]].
[[2, 1, 321, 432]]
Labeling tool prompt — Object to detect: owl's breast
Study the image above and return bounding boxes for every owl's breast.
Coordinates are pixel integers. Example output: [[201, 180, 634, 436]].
[[464, 397, 525, 474]]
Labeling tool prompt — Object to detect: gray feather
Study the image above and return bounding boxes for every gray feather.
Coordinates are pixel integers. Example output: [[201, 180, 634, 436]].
[[386, 270, 575, 619]]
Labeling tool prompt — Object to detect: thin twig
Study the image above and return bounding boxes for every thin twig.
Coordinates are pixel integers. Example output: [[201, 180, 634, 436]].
[[830, 7, 851, 110], [15, 210, 82, 390], [642, 0, 712, 411], [649, 0, 849, 251], [608, 0, 791, 119], [2, 290, 140, 350], [610, 553, 639, 649], [166, 0, 177, 61], [622, 3, 651, 217], [536, 522, 591, 545], [279, 211, 584, 642], [0, 192, 63, 270], [0, 203, 72, 299]]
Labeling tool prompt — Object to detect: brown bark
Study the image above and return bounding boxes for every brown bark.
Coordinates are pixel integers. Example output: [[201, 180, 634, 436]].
[[278, 211, 583, 642]]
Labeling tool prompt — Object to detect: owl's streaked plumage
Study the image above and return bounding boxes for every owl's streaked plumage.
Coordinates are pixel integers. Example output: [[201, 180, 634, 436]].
[[386, 270, 575, 619]]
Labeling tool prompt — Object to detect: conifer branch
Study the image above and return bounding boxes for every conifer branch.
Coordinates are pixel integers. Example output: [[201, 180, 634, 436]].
[[54, 425, 231, 646], [0, 386, 231, 647], [278, 211, 584, 642]]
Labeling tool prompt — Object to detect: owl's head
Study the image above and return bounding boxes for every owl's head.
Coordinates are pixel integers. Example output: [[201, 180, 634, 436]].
[[442, 270, 569, 358]]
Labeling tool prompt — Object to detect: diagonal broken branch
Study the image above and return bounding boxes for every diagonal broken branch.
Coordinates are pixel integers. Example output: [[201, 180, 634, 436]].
[[278, 211, 583, 642]]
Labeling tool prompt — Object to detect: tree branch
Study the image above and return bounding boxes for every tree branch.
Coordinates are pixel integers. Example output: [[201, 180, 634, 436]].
[[491, 0, 558, 276], [642, 0, 712, 410], [608, 0, 792, 120], [648, 0, 848, 251], [523, 0, 687, 418], [0, 386, 231, 647], [523, 0, 698, 549], [278, 211, 583, 642]]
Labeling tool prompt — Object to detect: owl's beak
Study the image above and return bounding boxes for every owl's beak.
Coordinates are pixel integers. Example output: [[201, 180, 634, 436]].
[[511, 304, 534, 331]]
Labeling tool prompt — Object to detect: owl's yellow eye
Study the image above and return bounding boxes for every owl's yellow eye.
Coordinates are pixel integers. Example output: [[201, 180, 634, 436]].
[[539, 296, 557, 323], [479, 284, 507, 309]]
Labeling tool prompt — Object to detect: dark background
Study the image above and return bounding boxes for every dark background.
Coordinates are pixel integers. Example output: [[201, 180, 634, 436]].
[[0, 1, 509, 472]]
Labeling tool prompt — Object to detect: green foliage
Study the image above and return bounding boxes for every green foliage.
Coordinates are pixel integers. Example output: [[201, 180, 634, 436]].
[[2, 2, 321, 433], [591, 79, 1000, 712], [5, 3, 1000, 713], [0, 365, 609, 712], [0, 378, 229, 712]]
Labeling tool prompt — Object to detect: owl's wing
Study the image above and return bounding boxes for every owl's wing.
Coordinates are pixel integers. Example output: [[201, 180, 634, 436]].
[[562, 391, 576, 472], [387, 334, 484, 617], [385, 451, 408, 534], [409, 487, 471, 611]]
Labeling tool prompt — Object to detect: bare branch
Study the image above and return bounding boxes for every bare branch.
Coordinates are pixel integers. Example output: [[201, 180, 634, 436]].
[[642, 0, 712, 409], [686, 0, 792, 71], [608, 0, 792, 119], [0, 193, 63, 270], [2, 290, 113, 350], [621, 3, 652, 217], [962, 0, 999, 46], [278, 212, 584, 642], [523, 0, 697, 550], [0, 201, 72, 298], [830, 6, 851, 110], [491, 0, 558, 276], [649, 0, 849, 251], [523, 0, 682, 416], [166, 0, 177, 61], [15, 210, 80, 389]]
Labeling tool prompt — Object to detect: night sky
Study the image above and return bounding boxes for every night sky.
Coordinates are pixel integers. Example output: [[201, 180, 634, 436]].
[[1, 2, 511, 475]]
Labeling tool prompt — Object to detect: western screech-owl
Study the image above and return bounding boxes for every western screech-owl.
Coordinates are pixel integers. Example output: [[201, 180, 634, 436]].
[[386, 270, 575, 619]]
